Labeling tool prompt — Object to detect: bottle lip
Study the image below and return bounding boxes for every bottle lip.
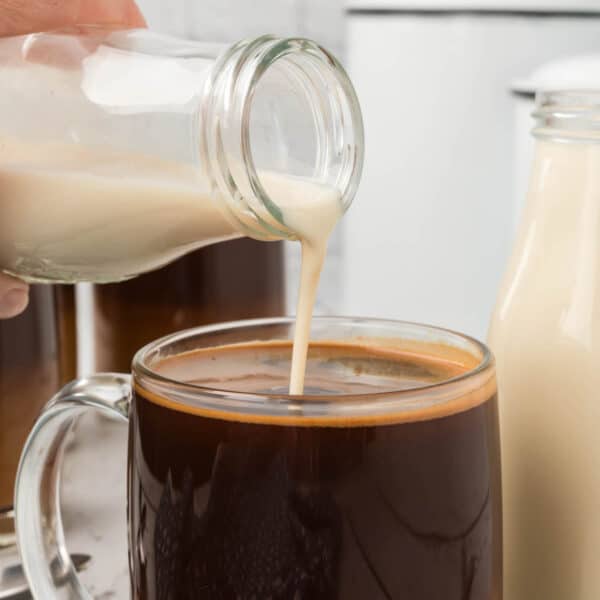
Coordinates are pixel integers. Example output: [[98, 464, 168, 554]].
[[533, 89, 600, 142], [202, 35, 364, 240]]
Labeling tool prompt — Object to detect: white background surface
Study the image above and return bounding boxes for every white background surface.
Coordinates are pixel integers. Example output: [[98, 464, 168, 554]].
[[137, 0, 345, 56], [346, 0, 600, 10]]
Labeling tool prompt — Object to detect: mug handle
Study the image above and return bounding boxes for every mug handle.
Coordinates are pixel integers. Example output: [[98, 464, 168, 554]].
[[14, 374, 131, 600]]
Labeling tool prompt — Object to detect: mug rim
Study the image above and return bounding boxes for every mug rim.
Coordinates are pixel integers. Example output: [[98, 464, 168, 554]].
[[132, 317, 495, 424]]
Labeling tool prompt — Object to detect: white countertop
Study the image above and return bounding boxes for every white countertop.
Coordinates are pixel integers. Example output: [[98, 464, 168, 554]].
[[61, 412, 130, 599]]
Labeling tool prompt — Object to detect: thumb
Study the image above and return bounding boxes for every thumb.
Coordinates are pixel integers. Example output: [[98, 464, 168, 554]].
[[0, 0, 146, 37]]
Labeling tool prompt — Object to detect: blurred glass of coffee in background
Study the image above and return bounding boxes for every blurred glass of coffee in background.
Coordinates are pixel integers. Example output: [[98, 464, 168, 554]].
[[93, 240, 285, 371], [0, 284, 76, 545]]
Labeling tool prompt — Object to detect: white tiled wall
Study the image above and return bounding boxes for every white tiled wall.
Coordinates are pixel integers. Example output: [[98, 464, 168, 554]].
[[135, 0, 346, 316]]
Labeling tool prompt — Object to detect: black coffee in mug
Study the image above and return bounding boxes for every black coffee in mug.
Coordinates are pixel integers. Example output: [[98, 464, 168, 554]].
[[14, 318, 501, 600], [129, 339, 501, 599]]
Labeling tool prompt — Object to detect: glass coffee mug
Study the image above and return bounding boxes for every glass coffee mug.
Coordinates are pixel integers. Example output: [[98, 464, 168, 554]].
[[14, 317, 502, 599]]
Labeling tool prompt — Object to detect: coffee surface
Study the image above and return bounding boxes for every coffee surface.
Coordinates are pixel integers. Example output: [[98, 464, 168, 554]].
[[128, 341, 501, 599]]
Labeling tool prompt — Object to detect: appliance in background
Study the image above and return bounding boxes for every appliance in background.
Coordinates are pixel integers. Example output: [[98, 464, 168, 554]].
[[512, 53, 600, 232], [343, 1, 600, 338]]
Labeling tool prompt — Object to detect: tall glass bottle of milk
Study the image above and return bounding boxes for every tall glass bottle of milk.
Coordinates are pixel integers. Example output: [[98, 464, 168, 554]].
[[489, 90, 600, 600], [0, 27, 363, 283]]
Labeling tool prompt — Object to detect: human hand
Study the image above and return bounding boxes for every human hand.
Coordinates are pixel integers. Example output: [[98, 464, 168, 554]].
[[0, 0, 144, 317], [0, 0, 145, 37]]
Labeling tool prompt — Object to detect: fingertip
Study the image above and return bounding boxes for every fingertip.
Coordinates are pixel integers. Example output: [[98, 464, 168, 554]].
[[0, 287, 29, 319], [127, 2, 147, 28]]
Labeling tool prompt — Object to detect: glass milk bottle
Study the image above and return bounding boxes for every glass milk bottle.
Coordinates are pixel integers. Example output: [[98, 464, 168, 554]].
[[0, 27, 363, 283], [489, 90, 600, 600]]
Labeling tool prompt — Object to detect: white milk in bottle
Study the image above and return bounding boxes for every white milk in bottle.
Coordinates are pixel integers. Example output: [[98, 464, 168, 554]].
[[489, 91, 600, 600]]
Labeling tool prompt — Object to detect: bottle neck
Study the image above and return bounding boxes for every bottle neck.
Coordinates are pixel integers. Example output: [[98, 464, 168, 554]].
[[533, 90, 600, 143], [530, 90, 600, 227], [521, 95, 600, 272], [200, 35, 364, 241]]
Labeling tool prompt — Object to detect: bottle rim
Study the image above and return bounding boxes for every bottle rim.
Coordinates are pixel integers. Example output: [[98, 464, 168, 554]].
[[202, 35, 365, 240]]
